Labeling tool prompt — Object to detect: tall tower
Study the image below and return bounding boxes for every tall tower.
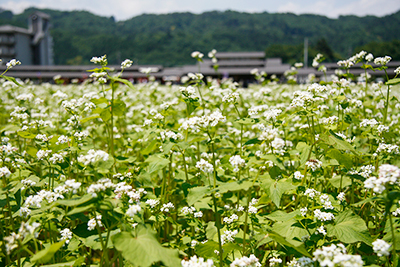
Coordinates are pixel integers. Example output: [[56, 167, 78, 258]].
[[28, 11, 53, 65]]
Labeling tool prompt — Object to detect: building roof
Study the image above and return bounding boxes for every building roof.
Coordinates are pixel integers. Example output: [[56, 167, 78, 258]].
[[215, 51, 265, 59], [29, 11, 51, 20], [0, 25, 31, 35]]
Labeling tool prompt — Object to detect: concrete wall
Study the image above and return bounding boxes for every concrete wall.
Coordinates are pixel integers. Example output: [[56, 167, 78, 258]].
[[15, 33, 33, 65]]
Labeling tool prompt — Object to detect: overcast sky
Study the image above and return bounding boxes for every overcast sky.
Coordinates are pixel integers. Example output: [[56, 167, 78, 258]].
[[1, 0, 400, 21]]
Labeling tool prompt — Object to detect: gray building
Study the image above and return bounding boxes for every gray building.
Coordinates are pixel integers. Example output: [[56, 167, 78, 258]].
[[0, 11, 53, 65]]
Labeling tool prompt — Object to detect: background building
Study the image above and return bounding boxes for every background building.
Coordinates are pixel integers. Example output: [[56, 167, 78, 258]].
[[0, 11, 53, 65]]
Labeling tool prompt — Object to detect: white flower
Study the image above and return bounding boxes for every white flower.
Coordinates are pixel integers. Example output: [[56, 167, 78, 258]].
[[313, 209, 335, 221], [223, 214, 238, 224], [0, 166, 11, 178], [87, 215, 103, 231], [221, 229, 238, 245], [222, 92, 240, 103], [374, 56, 391, 66], [6, 59, 21, 69], [180, 86, 198, 99], [37, 149, 52, 160], [146, 199, 160, 208], [60, 228, 73, 244], [126, 204, 141, 217], [305, 160, 322, 172], [191, 51, 204, 59], [121, 59, 133, 69], [196, 159, 214, 173], [231, 254, 261, 267], [364, 164, 400, 194], [313, 244, 363, 267], [181, 206, 196, 215], [161, 202, 175, 212], [56, 135, 70, 145], [300, 207, 308, 217], [269, 257, 282, 266], [181, 255, 214, 267], [337, 192, 346, 202], [304, 188, 320, 199], [229, 155, 246, 172], [90, 55, 107, 65], [394, 66, 400, 75], [77, 149, 109, 165], [372, 239, 391, 257], [294, 171, 304, 180], [194, 211, 203, 218], [316, 226, 326, 235], [365, 53, 374, 62]]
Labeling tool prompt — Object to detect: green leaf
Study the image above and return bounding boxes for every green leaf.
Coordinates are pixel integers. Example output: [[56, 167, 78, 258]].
[[326, 149, 353, 169], [235, 118, 259, 125], [0, 75, 21, 86], [85, 229, 120, 250], [0, 124, 20, 133], [195, 241, 220, 259], [112, 228, 181, 267], [326, 210, 373, 245], [113, 99, 126, 116], [57, 194, 93, 206], [187, 186, 210, 206], [217, 180, 254, 194], [41, 257, 85, 267], [319, 131, 359, 155], [91, 97, 108, 105], [296, 142, 311, 165], [244, 138, 263, 146], [206, 221, 217, 240], [18, 131, 36, 139], [31, 241, 66, 264], [267, 210, 301, 222], [100, 109, 111, 122], [386, 78, 400, 85], [141, 139, 158, 155], [263, 178, 296, 207], [146, 155, 170, 174], [110, 76, 135, 90], [329, 176, 352, 188], [80, 114, 100, 123], [267, 231, 312, 257]]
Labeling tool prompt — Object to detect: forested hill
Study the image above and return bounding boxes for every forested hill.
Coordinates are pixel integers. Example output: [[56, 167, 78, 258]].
[[1, 8, 400, 66]]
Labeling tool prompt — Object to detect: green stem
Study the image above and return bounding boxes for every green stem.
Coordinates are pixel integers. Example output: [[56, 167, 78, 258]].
[[389, 211, 397, 258], [181, 150, 189, 183], [110, 82, 115, 158], [383, 69, 390, 125], [212, 195, 224, 267]]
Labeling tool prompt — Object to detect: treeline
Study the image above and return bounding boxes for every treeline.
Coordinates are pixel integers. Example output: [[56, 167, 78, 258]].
[[1, 8, 400, 66]]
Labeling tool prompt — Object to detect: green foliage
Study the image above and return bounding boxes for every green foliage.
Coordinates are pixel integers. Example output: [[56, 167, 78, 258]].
[[1, 8, 400, 65], [112, 227, 181, 267]]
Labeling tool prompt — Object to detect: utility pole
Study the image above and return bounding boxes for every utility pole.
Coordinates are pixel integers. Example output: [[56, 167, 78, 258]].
[[304, 38, 308, 67]]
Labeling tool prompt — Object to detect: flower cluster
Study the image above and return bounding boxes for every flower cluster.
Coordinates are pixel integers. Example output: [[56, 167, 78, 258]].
[[181, 256, 214, 267], [77, 149, 109, 165], [313, 243, 363, 267], [230, 254, 261, 267], [364, 164, 400, 193]]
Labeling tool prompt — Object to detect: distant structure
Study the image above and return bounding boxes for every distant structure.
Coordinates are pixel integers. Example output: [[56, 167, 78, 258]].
[[1, 50, 398, 83], [0, 11, 53, 65]]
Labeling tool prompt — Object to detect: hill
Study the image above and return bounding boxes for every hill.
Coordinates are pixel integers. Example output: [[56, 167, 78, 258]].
[[1, 8, 400, 66]]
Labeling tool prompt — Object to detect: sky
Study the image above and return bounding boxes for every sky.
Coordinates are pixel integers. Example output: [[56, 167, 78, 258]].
[[1, 0, 400, 21]]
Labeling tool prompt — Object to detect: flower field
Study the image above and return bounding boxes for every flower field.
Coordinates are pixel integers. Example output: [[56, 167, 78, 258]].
[[1, 52, 400, 267]]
